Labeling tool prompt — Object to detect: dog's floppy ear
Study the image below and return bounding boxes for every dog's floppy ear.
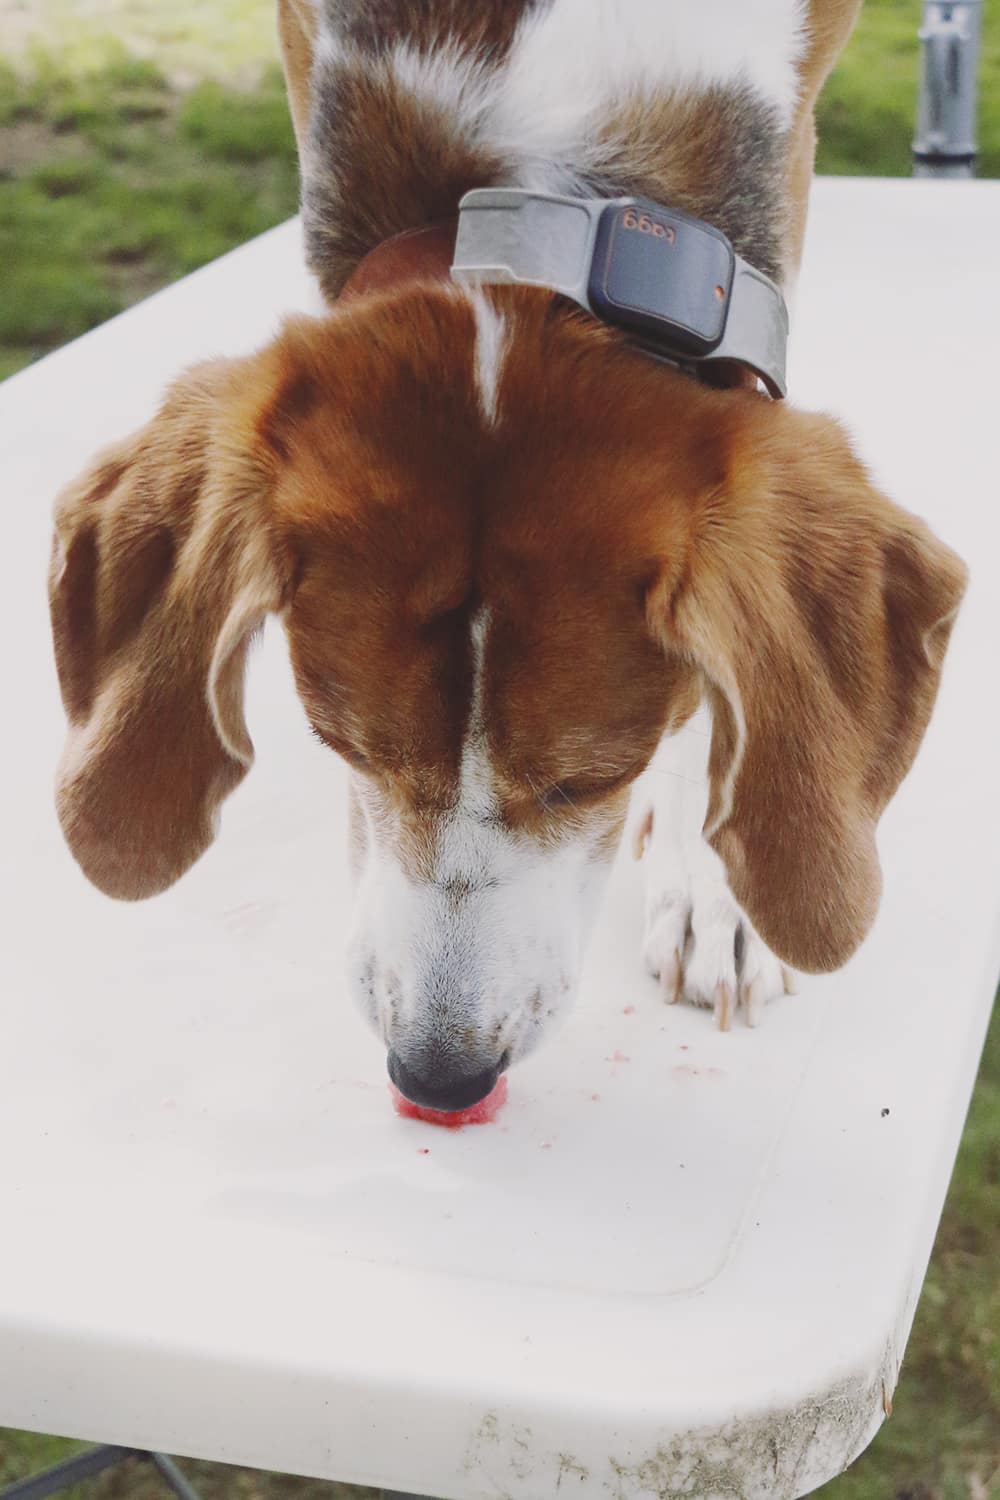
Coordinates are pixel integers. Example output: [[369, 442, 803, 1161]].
[[49, 353, 296, 900], [649, 402, 968, 972]]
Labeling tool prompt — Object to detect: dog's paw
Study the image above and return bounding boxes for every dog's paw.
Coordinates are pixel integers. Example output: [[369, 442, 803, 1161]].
[[632, 751, 791, 1029]]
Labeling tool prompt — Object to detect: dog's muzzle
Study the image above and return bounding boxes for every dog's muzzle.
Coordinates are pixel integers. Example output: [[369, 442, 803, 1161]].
[[387, 1049, 506, 1112]]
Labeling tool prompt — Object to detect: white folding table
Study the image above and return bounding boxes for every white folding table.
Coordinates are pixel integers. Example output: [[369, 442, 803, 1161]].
[[1, 178, 998, 1500]]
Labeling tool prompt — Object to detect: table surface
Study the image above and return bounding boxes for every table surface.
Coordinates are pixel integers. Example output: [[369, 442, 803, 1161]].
[[1, 178, 998, 1500]]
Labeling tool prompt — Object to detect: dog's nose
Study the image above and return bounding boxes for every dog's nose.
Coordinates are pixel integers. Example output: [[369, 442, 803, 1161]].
[[387, 1049, 503, 1113]]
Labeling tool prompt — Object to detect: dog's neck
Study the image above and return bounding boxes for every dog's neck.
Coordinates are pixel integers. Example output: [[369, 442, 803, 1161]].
[[341, 218, 759, 393], [304, 11, 793, 308]]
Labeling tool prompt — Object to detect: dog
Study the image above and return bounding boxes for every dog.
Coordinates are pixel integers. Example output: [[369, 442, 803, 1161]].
[[48, 0, 967, 1112]]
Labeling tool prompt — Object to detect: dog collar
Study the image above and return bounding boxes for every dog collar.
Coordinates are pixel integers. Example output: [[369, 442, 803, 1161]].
[[451, 189, 788, 399]]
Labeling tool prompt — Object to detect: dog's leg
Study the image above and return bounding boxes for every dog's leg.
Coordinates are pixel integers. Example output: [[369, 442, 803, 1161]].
[[633, 709, 790, 1030]]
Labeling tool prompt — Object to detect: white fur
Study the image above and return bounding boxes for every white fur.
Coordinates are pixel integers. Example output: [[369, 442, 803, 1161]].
[[502, 0, 806, 153], [389, 40, 497, 132], [632, 706, 788, 1028], [313, 28, 341, 72], [466, 288, 508, 428], [347, 610, 613, 1072], [319, 0, 806, 195]]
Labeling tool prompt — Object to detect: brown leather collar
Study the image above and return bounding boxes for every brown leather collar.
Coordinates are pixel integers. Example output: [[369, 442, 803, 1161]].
[[340, 221, 458, 301], [340, 218, 757, 392]]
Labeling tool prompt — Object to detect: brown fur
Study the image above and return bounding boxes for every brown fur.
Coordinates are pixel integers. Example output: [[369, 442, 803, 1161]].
[[579, 84, 788, 282], [328, 0, 539, 59], [304, 59, 504, 298], [49, 356, 295, 899], [49, 291, 967, 969]]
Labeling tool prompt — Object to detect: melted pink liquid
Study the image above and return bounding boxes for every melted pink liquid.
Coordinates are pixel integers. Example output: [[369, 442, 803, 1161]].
[[390, 1074, 509, 1129]]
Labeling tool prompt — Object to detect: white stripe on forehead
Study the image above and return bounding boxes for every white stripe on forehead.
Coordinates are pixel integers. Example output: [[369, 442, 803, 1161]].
[[428, 607, 511, 889], [455, 607, 496, 823], [467, 608, 489, 736]]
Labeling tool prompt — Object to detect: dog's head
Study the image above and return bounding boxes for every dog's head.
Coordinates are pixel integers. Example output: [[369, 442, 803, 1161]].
[[49, 287, 966, 1105]]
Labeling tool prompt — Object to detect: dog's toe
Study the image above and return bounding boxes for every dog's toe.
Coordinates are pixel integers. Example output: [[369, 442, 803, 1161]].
[[642, 899, 688, 1004]]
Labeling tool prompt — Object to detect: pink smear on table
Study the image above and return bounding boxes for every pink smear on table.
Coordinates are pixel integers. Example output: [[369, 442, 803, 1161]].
[[390, 1075, 509, 1129]]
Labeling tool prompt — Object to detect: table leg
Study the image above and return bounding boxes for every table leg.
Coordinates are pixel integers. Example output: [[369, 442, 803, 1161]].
[[0, 1446, 204, 1500]]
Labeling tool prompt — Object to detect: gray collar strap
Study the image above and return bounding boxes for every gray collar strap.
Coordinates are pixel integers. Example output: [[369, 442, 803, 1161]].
[[450, 188, 788, 399]]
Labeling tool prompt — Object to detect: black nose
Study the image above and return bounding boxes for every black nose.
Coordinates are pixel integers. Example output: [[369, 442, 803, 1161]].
[[387, 1050, 503, 1112]]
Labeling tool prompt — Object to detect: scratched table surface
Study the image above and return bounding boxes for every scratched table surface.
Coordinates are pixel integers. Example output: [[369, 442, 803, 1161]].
[[1, 178, 998, 1500]]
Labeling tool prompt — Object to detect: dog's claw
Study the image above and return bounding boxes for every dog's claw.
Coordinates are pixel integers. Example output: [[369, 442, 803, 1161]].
[[659, 948, 683, 1004], [714, 981, 734, 1032], [744, 976, 765, 1028], [632, 806, 654, 861]]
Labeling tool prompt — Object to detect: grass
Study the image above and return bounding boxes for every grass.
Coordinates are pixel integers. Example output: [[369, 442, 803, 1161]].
[[816, 0, 1000, 178], [0, 47, 299, 379], [0, 0, 998, 1494], [1, 0, 279, 88]]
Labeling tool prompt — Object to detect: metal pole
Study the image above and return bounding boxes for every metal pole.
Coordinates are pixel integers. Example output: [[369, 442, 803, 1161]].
[[0, 1447, 205, 1500], [913, 0, 982, 177], [148, 1452, 205, 1500]]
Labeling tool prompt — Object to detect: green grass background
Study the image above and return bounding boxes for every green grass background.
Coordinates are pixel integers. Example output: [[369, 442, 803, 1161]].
[[1, 0, 998, 1494]]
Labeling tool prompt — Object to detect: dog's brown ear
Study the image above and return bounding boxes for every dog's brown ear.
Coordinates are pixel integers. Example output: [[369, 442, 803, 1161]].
[[277, 0, 318, 154], [49, 355, 293, 900], [650, 402, 968, 972]]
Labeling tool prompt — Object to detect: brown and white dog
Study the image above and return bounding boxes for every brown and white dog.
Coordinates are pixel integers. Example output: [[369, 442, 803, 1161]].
[[49, 0, 968, 1111]]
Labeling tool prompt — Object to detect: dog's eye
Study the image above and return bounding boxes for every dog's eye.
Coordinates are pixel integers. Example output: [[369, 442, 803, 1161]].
[[308, 721, 374, 776]]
